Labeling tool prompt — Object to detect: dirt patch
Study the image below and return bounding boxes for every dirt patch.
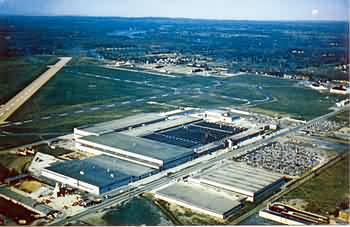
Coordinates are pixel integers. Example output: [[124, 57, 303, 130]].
[[162, 200, 226, 225], [14, 180, 42, 194]]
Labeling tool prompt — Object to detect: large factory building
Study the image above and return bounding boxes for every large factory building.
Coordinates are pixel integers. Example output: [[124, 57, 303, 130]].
[[75, 132, 194, 170], [42, 110, 270, 195]]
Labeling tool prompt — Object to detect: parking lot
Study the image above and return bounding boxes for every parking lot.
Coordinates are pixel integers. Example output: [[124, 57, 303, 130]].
[[302, 120, 345, 135], [238, 141, 324, 176]]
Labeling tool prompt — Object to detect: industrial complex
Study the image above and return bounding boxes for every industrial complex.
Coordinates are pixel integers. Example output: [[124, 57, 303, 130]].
[[39, 109, 273, 196], [3, 104, 344, 225], [0, 103, 347, 225]]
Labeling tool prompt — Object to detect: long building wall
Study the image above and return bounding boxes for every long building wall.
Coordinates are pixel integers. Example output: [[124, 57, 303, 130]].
[[161, 154, 194, 170], [76, 138, 164, 168], [42, 169, 100, 195], [75, 136, 195, 170], [75, 143, 161, 169], [254, 178, 286, 200], [42, 166, 145, 195]]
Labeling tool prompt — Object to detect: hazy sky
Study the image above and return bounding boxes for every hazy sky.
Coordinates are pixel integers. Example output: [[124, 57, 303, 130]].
[[0, 0, 348, 21]]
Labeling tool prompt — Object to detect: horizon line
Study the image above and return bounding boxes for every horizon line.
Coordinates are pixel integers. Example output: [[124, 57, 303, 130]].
[[0, 13, 348, 22]]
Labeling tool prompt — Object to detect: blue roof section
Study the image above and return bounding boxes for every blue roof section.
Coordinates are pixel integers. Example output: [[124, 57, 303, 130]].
[[45, 155, 156, 187], [81, 132, 194, 162]]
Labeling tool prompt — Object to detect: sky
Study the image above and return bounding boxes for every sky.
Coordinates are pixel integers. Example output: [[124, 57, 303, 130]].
[[0, 0, 348, 21]]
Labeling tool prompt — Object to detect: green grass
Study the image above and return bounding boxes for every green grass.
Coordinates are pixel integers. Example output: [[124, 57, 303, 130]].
[[0, 135, 52, 151], [258, 85, 339, 120], [0, 104, 174, 149], [280, 153, 350, 216], [1, 60, 341, 149], [0, 55, 58, 103], [9, 64, 338, 123], [9, 68, 165, 120], [0, 153, 33, 173], [331, 109, 350, 124], [9, 102, 174, 133]]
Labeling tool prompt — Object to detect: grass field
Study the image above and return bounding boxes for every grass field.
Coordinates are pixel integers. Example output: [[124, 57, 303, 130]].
[[331, 109, 350, 124], [0, 153, 33, 173], [0, 59, 341, 149], [280, 153, 350, 216], [9, 63, 338, 123], [258, 84, 340, 120], [0, 55, 58, 104]]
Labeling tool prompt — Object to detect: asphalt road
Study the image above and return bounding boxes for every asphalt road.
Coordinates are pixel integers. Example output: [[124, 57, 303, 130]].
[[0, 57, 72, 123]]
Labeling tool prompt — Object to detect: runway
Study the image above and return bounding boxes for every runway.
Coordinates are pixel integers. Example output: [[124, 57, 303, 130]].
[[0, 57, 72, 124]]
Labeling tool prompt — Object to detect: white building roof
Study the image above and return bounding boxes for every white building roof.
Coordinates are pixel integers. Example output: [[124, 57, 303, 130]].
[[155, 182, 242, 216], [191, 161, 284, 197]]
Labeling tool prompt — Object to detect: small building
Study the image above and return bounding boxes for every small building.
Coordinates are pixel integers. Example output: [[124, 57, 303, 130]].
[[259, 203, 329, 225], [204, 109, 240, 124], [42, 155, 158, 195], [154, 182, 244, 219], [330, 86, 350, 95], [189, 161, 285, 202]]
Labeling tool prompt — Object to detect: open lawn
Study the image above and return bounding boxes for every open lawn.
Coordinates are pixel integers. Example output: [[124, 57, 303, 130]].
[[280, 153, 350, 216], [0, 61, 341, 149], [0, 153, 33, 173], [331, 109, 350, 124], [0, 55, 57, 104]]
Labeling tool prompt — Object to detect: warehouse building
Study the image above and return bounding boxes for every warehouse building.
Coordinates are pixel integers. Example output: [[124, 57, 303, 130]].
[[74, 111, 263, 170], [75, 132, 194, 170], [154, 182, 244, 219], [189, 161, 285, 202], [42, 155, 158, 195], [42, 110, 274, 196], [74, 113, 166, 139]]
